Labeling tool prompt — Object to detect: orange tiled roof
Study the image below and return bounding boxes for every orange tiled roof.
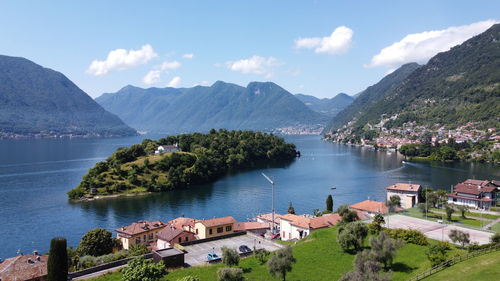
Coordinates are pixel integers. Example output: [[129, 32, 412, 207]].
[[386, 183, 421, 192], [349, 200, 388, 214], [197, 216, 236, 227], [281, 213, 341, 230], [169, 217, 196, 229], [234, 222, 270, 232], [0, 254, 48, 281], [257, 213, 282, 224], [116, 220, 166, 237]]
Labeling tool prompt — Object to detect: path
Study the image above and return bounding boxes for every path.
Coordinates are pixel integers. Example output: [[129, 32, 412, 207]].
[[482, 217, 500, 231]]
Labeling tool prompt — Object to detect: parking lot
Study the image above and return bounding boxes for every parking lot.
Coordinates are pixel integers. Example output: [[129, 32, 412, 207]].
[[183, 233, 283, 266], [384, 214, 493, 245]]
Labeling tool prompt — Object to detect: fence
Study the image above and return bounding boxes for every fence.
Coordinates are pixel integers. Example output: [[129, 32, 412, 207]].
[[407, 243, 500, 281]]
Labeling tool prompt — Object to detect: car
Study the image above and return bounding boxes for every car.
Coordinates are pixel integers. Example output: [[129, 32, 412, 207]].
[[207, 252, 221, 262], [239, 245, 252, 253]]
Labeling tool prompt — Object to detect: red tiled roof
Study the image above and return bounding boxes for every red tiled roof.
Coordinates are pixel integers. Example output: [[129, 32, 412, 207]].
[[454, 183, 496, 195], [197, 216, 236, 227], [463, 179, 489, 186], [349, 200, 388, 214], [281, 213, 341, 230], [116, 220, 166, 237], [0, 254, 48, 281], [386, 183, 421, 192], [169, 217, 196, 229], [157, 225, 191, 242], [233, 222, 270, 232]]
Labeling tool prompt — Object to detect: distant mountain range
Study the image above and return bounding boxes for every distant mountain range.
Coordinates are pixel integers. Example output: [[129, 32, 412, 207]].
[[323, 23, 500, 135], [96, 81, 351, 134], [0, 55, 136, 138], [295, 93, 354, 117]]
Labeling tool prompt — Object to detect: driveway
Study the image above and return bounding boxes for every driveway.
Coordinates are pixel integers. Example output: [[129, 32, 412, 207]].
[[384, 214, 494, 245], [183, 233, 283, 266]]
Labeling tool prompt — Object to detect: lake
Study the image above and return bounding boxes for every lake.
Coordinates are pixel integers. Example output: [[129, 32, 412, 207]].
[[0, 134, 498, 259]]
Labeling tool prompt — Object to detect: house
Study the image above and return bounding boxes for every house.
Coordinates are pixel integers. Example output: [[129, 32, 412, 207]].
[[156, 224, 196, 249], [349, 200, 389, 217], [386, 183, 422, 209], [116, 220, 167, 250], [0, 253, 48, 281], [194, 216, 236, 239], [448, 179, 499, 209], [280, 213, 341, 241], [233, 222, 270, 235], [256, 213, 282, 232], [155, 144, 180, 155], [169, 217, 196, 233]]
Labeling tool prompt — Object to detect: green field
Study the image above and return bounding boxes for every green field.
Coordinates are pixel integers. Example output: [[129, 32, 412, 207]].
[[424, 251, 500, 281], [90, 227, 458, 281]]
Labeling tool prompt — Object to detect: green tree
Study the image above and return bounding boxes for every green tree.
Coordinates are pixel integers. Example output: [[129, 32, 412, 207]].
[[337, 204, 358, 223], [416, 203, 427, 214], [221, 246, 240, 267], [337, 222, 368, 252], [388, 195, 401, 208], [455, 204, 468, 219], [369, 232, 402, 269], [426, 242, 450, 266], [129, 244, 150, 256], [47, 237, 68, 281], [369, 214, 385, 235], [340, 249, 390, 281], [121, 257, 167, 281], [449, 229, 470, 248], [267, 246, 296, 281], [287, 202, 296, 215], [77, 228, 114, 256], [326, 195, 334, 212], [445, 205, 455, 221], [490, 232, 500, 244], [254, 248, 270, 265], [216, 267, 244, 281]]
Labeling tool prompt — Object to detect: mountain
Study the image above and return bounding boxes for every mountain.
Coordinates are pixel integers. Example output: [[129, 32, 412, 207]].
[[295, 93, 354, 117], [0, 55, 136, 138], [322, 62, 421, 133], [96, 81, 329, 133]]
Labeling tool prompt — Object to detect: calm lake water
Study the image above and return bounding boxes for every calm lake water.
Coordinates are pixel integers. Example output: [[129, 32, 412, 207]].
[[0, 134, 498, 258]]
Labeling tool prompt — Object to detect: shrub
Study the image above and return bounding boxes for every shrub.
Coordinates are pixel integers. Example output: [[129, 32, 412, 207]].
[[128, 244, 150, 257], [78, 255, 97, 269], [490, 232, 500, 244], [426, 242, 451, 266], [217, 267, 244, 281], [384, 228, 428, 245], [122, 257, 167, 281], [254, 248, 270, 265]]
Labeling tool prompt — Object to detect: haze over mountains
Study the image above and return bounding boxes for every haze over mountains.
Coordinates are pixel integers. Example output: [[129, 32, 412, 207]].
[[96, 81, 350, 133], [0, 55, 136, 138], [295, 93, 354, 118]]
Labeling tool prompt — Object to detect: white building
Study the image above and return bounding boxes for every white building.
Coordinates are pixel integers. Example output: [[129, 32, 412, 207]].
[[448, 179, 498, 210], [280, 213, 341, 241], [155, 144, 180, 154]]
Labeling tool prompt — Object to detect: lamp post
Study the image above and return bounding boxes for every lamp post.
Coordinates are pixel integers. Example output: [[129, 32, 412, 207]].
[[262, 173, 275, 235]]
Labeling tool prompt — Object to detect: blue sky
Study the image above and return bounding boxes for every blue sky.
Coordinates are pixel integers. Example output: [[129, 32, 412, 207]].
[[0, 0, 499, 98]]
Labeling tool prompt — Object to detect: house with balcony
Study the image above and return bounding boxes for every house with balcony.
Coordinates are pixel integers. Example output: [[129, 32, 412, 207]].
[[116, 220, 167, 250], [194, 216, 236, 239], [448, 179, 498, 210]]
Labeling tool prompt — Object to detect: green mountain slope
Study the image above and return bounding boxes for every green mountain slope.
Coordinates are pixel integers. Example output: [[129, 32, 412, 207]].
[[295, 93, 354, 117], [0, 55, 136, 138], [322, 62, 420, 133], [96, 81, 328, 133]]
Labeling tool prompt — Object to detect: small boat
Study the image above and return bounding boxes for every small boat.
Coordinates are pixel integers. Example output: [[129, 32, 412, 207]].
[[330, 186, 337, 190], [402, 160, 407, 164]]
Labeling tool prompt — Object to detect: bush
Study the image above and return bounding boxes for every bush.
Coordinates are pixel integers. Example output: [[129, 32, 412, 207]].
[[426, 242, 451, 266], [490, 232, 500, 244], [217, 267, 244, 281], [221, 246, 240, 267], [78, 255, 97, 269], [128, 244, 150, 257], [122, 257, 167, 281], [384, 228, 428, 245], [254, 248, 270, 265]]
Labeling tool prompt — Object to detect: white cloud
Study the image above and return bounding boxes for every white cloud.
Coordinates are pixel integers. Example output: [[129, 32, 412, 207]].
[[160, 61, 181, 70], [166, 76, 182, 87], [226, 55, 282, 78], [142, 70, 162, 85], [87, 44, 157, 75], [182, 53, 194, 59], [294, 26, 353, 54], [367, 19, 498, 68]]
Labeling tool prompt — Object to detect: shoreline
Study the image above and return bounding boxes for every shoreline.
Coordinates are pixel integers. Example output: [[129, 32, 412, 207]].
[[74, 191, 153, 202]]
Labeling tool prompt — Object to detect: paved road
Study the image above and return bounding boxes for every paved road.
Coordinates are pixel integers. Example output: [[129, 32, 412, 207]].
[[384, 214, 494, 245]]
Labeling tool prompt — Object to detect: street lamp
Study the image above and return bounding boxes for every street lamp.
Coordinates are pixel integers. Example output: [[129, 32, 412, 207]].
[[262, 172, 276, 235]]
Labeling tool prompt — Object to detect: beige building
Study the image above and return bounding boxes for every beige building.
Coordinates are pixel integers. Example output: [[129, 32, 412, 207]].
[[194, 216, 236, 239], [116, 220, 167, 250], [386, 183, 421, 209]]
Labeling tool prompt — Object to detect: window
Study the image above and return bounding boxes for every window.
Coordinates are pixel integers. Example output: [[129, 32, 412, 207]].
[[185, 236, 189, 242], [209, 228, 213, 235], [196, 229, 198, 234], [143, 235, 146, 241], [226, 225, 232, 232], [217, 227, 223, 233], [148, 233, 153, 240], [135, 238, 141, 244], [178, 237, 182, 243]]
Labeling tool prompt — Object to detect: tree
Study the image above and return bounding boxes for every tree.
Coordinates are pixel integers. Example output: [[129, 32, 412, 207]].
[[449, 229, 470, 248], [217, 267, 244, 281], [47, 237, 68, 281], [340, 250, 390, 281], [388, 195, 401, 208], [326, 195, 334, 212], [491, 232, 500, 244], [77, 228, 114, 256], [255, 248, 270, 265], [369, 214, 385, 235], [337, 204, 358, 223], [337, 222, 368, 252], [121, 257, 167, 281], [416, 203, 427, 214], [267, 246, 296, 281], [287, 202, 296, 215], [221, 246, 240, 267], [426, 242, 450, 266], [129, 244, 150, 256], [369, 232, 402, 269], [444, 205, 455, 221], [455, 204, 468, 219]]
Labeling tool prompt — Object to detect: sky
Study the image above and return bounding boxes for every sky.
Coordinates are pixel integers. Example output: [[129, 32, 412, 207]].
[[0, 0, 499, 99]]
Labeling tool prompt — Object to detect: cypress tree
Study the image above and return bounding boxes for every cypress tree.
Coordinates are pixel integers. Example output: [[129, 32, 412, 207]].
[[47, 237, 68, 281], [326, 195, 333, 212]]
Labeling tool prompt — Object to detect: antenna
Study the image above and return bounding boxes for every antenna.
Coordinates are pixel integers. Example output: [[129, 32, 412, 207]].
[[262, 173, 276, 235]]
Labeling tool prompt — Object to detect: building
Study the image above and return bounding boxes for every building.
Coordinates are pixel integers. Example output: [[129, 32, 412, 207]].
[[194, 216, 236, 239], [233, 222, 270, 235], [152, 248, 185, 268], [280, 213, 341, 241], [448, 179, 499, 209], [156, 225, 196, 249], [386, 183, 422, 209], [0, 253, 48, 281], [116, 220, 167, 250], [155, 144, 180, 154], [349, 200, 389, 217], [256, 213, 282, 232]]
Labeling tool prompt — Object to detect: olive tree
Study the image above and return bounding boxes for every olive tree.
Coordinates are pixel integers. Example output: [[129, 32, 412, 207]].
[[221, 246, 240, 267], [267, 246, 296, 281], [449, 229, 470, 248]]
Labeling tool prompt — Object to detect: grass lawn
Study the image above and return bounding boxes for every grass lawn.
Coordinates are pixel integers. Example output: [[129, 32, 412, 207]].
[[424, 251, 500, 281], [404, 208, 485, 228], [91, 227, 437, 281], [491, 222, 500, 233], [429, 208, 500, 220]]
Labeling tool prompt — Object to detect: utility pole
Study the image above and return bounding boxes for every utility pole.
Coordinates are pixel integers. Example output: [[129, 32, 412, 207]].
[[262, 173, 275, 235]]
